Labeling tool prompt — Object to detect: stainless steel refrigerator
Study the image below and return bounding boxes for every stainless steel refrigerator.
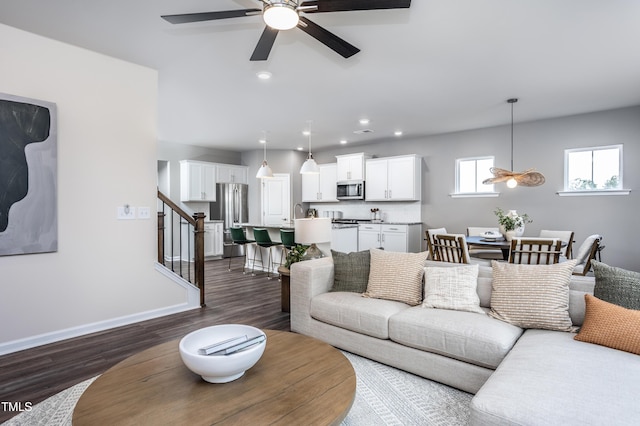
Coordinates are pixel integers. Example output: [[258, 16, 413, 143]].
[[209, 183, 249, 258]]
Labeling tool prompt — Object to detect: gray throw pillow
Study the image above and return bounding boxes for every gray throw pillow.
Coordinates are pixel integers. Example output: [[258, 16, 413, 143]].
[[592, 261, 640, 310], [330, 249, 370, 293]]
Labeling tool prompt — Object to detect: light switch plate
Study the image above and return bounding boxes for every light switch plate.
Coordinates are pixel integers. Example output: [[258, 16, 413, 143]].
[[117, 206, 136, 220], [138, 207, 151, 219]]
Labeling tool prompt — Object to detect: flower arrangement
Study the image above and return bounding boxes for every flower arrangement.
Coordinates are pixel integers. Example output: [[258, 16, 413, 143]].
[[284, 244, 309, 269], [494, 208, 532, 232]]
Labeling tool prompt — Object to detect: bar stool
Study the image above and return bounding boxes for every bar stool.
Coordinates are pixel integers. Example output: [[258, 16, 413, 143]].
[[279, 229, 296, 267], [228, 227, 255, 273], [252, 228, 281, 279]]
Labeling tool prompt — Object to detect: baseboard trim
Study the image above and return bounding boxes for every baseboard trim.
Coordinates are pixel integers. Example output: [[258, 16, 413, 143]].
[[0, 265, 201, 356]]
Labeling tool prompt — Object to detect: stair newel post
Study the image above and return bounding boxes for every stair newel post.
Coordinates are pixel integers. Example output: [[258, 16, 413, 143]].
[[157, 212, 165, 265], [193, 212, 206, 307]]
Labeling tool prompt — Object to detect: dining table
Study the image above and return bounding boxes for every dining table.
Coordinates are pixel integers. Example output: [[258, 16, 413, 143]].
[[466, 236, 568, 261]]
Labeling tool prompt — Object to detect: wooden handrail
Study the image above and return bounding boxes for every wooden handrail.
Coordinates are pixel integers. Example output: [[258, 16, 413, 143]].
[[157, 189, 206, 307]]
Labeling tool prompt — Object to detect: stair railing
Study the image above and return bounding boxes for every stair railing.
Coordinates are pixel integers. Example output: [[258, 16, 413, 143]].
[[157, 190, 206, 307]]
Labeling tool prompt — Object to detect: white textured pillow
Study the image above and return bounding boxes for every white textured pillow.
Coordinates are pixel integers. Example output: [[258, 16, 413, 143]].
[[489, 260, 578, 331], [422, 264, 485, 314], [363, 248, 429, 306]]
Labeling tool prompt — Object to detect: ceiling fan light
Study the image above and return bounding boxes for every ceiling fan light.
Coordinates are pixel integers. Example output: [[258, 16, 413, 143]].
[[300, 155, 319, 174], [263, 3, 299, 30]]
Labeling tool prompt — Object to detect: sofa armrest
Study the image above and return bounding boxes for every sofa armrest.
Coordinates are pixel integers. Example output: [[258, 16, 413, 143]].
[[290, 257, 334, 334]]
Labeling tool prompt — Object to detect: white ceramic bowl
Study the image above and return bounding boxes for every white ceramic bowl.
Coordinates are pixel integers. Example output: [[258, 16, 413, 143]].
[[179, 324, 266, 383]]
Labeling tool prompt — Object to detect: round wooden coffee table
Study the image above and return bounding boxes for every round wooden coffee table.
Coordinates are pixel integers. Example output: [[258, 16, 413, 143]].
[[73, 329, 356, 425]]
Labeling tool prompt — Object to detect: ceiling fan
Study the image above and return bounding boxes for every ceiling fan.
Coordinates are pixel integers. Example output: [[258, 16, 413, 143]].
[[161, 0, 412, 61]]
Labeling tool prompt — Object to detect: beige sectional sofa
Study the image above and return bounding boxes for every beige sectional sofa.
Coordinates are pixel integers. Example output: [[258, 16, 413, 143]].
[[290, 257, 640, 425]]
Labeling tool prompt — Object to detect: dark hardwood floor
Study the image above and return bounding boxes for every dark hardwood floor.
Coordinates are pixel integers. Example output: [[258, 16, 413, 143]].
[[0, 259, 290, 423]]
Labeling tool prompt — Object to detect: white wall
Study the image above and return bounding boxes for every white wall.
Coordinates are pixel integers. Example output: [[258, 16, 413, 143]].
[[0, 24, 196, 354]]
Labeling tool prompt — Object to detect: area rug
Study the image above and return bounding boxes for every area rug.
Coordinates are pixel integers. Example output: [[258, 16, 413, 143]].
[[2, 352, 471, 425]]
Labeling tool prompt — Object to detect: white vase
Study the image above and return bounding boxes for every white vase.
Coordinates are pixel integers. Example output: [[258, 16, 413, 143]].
[[501, 210, 525, 241]]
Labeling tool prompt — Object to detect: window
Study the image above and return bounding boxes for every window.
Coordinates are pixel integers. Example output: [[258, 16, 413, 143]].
[[564, 145, 622, 191], [454, 156, 495, 195]]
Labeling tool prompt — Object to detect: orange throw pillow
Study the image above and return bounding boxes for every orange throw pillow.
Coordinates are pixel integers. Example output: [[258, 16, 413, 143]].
[[574, 294, 640, 356]]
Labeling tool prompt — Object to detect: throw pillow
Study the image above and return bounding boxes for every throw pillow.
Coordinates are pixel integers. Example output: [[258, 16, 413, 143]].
[[363, 248, 429, 306], [574, 294, 640, 356], [330, 249, 370, 293], [592, 261, 640, 310], [488, 260, 578, 331], [422, 264, 485, 314]]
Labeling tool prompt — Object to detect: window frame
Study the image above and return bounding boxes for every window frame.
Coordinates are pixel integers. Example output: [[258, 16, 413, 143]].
[[451, 155, 499, 198], [562, 144, 624, 193]]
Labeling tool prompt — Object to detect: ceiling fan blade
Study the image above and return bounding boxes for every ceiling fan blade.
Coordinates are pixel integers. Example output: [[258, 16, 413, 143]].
[[297, 17, 360, 58], [161, 9, 261, 24], [250, 26, 279, 61], [300, 0, 411, 13]]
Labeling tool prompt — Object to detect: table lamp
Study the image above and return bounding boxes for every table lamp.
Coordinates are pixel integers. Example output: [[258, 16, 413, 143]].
[[294, 217, 331, 260]]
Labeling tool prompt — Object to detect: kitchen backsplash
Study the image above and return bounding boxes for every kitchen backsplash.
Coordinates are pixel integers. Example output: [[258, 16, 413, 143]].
[[309, 201, 421, 223]]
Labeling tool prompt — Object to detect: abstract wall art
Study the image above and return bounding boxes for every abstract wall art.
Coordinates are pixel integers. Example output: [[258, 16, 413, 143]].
[[0, 93, 57, 256]]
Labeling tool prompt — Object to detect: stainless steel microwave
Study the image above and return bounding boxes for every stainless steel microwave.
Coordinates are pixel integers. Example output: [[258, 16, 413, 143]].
[[336, 181, 365, 200]]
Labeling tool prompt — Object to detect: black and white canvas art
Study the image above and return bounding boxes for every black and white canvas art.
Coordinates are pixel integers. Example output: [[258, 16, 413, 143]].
[[0, 92, 57, 256]]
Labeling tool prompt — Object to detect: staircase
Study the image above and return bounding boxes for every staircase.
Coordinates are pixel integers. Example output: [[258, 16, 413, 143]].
[[157, 190, 206, 307]]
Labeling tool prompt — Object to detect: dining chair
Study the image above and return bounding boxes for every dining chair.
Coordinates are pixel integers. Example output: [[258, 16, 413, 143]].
[[228, 227, 255, 273], [466, 226, 504, 261], [539, 230, 575, 259], [431, 233, 471, 264], [572, 234, 602, 275], [426, 227, 447, 260], [252, 228, 282, 279], [508, 237, 563, 265]]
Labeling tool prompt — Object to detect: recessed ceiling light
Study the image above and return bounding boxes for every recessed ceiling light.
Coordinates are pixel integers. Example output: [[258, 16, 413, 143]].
[[259, 138, 266, 144], [297, 147, 304, 151], [359, 118, 370, 125], [256, 71, 272, 80], [394, 130, 403, 137], [339, 139, 347, 144], [302, 130, 311, 136]]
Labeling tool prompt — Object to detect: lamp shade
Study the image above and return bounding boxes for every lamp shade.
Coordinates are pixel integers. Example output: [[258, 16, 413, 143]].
[[299, 157, 319, 174], [256, 161, 273, 178], [294, 218, 331, 244]]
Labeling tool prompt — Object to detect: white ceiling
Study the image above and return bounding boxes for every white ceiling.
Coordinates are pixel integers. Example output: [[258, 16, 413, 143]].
[[1, 0, 639, 152]]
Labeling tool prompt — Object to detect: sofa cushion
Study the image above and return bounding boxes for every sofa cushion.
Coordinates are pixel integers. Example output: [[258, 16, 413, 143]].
[[424, 260, 493, 307], [470, 329, 640, 425], [310, 291, 408, 339], [388, 307, 523, 369], [592, 261, 640, 310], [489, 260, 577, 331], [330, 249, 370, 293], [574, 294, 640, 355], [422, 264, 485, 314], [363, 248, 429, 306]]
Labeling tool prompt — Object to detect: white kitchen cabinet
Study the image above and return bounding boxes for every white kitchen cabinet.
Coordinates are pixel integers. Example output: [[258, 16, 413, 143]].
[[365, 155, 421, 201], [204, 221, 224, 257], [336, 153, 371, 181], [302, 163, 338, 202], [180, 160, 216, 202], [358, 223, 422, 253], [216, 164, 248, 184]]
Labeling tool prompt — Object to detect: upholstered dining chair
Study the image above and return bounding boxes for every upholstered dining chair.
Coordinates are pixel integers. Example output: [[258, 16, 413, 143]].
[[228, 227, 255, 273], [252, 228, 281, 279], [426, 227, 447, 260], [572, 234, 602, 276], [539, 230, 575, 259], [508, 237, 563, 265]]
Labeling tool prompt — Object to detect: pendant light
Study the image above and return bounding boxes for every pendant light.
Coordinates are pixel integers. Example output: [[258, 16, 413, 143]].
[[256, 133, 273, 179], [483, 98, 545, 188], [299, 121, 319, 174]]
